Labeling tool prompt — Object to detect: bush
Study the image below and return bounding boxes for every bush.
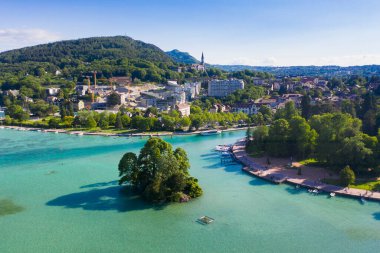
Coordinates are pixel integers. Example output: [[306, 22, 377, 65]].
[[340, 166, 356, 186], [184, 177, 203, 198], [48, 117, 61, 128], [4, 115, 11, 125]]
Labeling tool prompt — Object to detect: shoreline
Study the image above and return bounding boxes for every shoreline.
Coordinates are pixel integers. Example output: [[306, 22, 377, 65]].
[[231, 139, 380, 202], [0, 125, 248, 137]]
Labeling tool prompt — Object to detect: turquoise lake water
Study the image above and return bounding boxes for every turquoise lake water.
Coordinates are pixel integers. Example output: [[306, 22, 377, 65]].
[[1, 129, 380, 253]]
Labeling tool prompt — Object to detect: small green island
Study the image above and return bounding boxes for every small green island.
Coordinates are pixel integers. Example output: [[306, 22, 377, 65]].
[[118, 137, 202, 203]]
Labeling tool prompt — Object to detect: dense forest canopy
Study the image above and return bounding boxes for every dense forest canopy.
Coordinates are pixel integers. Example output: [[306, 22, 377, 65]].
[[166, 49, 199, 64], [0, 36, 173, 64], [0, 36, 216, 83]]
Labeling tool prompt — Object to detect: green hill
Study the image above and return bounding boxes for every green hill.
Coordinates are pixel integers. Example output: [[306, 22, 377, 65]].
[[166, 49, 199, 64], [0, 36, 173, 64], [0, 36, 209, 85]]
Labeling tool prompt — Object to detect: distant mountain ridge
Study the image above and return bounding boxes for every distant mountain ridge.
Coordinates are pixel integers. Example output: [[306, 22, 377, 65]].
[[0, 36, 173, 64], [166, 49, 199, 64], [211, 64, 380, 77]]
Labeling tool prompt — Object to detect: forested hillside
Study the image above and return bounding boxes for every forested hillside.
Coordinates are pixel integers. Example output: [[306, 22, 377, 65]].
[[166, 49, 199, 64], [0, 36, 188, 82]]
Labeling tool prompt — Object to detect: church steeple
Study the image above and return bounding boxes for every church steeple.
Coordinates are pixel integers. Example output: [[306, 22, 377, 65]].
[[201, 52, 204, 65]]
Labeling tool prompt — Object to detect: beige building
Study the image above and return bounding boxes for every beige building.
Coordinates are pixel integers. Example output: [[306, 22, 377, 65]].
[[175, 103, 191, 117]]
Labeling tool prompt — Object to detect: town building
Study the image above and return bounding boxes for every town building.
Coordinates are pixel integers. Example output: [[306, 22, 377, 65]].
[[191, 52, 206, 72], [231, 103, 258, 115], [47, 88, 60, 96], [175, 103, 191, 117], [208, 79, 245, 97]]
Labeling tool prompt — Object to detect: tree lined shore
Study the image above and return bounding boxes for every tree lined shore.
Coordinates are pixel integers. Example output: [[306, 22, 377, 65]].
[[246, 99, 380, 191]]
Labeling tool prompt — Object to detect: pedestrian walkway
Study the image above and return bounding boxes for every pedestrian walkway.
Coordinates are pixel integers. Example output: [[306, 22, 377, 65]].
[[232, 139, 380, 201]]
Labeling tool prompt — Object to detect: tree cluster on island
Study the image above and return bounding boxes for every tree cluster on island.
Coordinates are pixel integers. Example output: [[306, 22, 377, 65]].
[[118, 137, 202, 203]]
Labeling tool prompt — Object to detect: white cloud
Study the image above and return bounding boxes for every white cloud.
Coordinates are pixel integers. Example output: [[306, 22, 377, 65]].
[[0, 28, 60, 51]]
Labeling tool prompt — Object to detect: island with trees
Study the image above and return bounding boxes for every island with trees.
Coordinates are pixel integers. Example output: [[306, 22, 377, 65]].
[[118, 137, 202, 203]]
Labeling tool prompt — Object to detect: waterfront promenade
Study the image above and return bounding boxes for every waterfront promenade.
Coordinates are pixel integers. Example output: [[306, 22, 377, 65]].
[[232, 139, 380, 201], [1, 125, 248, 138]]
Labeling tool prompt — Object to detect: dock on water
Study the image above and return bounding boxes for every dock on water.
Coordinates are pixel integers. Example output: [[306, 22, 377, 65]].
[[232, 139, 380, 202]]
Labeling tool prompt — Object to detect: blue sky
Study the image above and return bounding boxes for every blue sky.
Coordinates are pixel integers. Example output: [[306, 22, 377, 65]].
[[1, 0, 380, 66]]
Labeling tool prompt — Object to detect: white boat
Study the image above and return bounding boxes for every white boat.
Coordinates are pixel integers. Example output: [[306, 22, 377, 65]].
[[54, 131, 59, 134], [200, 130, 222, 136], [330, 192, 336, 197], [77, 132, 84, 136], [215, 145, 231, 152], [0, 126, 4, 129]]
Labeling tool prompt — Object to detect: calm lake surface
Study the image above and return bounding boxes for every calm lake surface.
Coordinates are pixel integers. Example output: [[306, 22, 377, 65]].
[[1, 129, 380, 253]]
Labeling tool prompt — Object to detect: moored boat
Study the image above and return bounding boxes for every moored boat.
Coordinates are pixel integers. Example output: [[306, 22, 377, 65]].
[[215, 144, 231, 152], [200, 130, 222, 136]]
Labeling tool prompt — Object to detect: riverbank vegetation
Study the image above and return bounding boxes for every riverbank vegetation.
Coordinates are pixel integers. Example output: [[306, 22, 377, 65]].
[[118, 137, 202, 203], [246, 98, 380, 182]]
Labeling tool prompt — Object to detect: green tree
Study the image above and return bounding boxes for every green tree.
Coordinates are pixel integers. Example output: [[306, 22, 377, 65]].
[[301, 95, 311, 119], [4, 115, 12, 125], [30, 100, 57, 117], [251, 125, 269, 151], [362, 110, 377, 136], [288, 116, 317, 159], [98, 112, 110, 129], [118, 152, 139, 186], [118, 138, 202, 202], [107, 92, 121, 107], [115, 113, 123, 129], [86, 116, 97, 128], [121, 114, 131, 128], [267, 119, 290, 157], [339, 166, 356, 186], [108, 113, 117, 126], [48, 117, 61, 128], [6, 105, 29, 121]]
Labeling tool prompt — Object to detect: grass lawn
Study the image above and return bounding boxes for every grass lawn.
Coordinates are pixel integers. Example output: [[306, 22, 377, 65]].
[[350, 181, 380, 191], [322, 178, 380, 191], [298, 158, 323, 167]]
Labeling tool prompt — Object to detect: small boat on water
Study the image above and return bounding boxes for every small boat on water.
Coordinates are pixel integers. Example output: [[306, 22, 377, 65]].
[[197, 216, 215, 225], [199, 130, 222, 136], [77, 132, 84, 136], [330, 192, 336, 197], [0, 126, 4, 129], [215, 145, 231, 152]]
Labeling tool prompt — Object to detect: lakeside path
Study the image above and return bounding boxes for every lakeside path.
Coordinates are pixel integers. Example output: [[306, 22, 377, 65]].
[[232, 139, 380, 202], [0, 125, 248, 137]]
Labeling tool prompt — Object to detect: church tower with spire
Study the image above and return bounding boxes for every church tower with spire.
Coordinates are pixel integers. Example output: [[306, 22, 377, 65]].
[[201, 52, 205, 65]]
